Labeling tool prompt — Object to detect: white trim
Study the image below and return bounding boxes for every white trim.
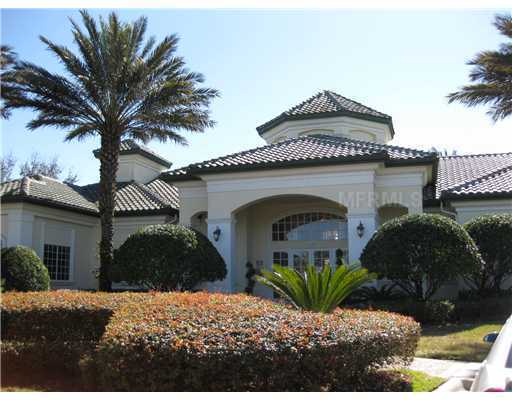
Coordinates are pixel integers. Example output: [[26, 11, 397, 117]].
[[69, 228, 76, 282], [178, 186, 208, 199], [206, 170, 375, 193], [375, 173, 424, 187], [39, 221, 46, 259]]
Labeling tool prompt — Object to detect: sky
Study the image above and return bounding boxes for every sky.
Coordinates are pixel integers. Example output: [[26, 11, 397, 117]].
[[1, 8, 512, 185]]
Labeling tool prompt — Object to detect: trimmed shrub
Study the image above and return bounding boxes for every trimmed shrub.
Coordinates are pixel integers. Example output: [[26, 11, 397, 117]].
[[346, 283, 407, 304], [1, 246, 50, 292], [360, 214, 482, 301], [113, 224, 226, 291], [364, 299, 455, 325], [93, 292, 420, 391], [453, 295, 512, 322], [464, 214, 512, 295], [333, 369, 413, 392], [1, 291, 144, 375]]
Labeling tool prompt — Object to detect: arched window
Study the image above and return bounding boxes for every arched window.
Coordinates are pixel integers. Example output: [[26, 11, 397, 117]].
[[272, 212, 347, 241]]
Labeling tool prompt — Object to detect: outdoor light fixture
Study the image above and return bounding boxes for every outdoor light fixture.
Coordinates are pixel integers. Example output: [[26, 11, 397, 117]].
[[213, 226, 221, 242], [356, 221, 365, 238]]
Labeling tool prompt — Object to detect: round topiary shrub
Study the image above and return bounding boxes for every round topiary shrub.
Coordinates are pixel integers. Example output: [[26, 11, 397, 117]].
[[113, 224, 227, 291], [1, 246, 50, 292], [464, 214, 512, 295], [93, 292, 420, 391], [360, 214, 482, 301]]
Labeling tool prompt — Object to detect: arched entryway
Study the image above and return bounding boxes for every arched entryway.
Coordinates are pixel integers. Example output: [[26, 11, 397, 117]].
[[378, 203, 408, 225], [231, 194, 348, 297]]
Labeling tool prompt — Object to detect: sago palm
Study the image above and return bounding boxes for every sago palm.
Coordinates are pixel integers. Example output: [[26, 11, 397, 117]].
[[448, 14, 512, 121], [256, 264, 377, 313], [1, 11, 219, 290]]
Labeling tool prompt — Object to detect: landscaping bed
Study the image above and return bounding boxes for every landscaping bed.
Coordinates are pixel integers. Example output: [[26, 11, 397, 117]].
[[1, 290, 420, 391]]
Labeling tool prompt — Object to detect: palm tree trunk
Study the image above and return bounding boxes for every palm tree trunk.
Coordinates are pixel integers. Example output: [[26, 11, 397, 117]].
[[98, 133, 120, 291]]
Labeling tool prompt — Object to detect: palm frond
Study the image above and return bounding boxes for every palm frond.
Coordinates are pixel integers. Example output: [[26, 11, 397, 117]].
[[256, 264, 377, 313], [448, 14, 512, 121]]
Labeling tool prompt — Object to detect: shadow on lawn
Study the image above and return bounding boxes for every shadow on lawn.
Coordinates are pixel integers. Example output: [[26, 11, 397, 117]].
[[1, 371, 85, 392]]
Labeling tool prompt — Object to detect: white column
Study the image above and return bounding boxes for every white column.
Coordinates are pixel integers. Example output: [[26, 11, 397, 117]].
[[207, 217, 236, 293], [347, 211, 378, 264], [6, 209, 34, 248]]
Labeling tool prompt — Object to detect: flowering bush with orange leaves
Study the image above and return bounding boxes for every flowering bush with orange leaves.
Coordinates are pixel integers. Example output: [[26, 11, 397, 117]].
[[1, 291, 420, 390], [94, 292, 420, 391], [1, 290, 145, 375]]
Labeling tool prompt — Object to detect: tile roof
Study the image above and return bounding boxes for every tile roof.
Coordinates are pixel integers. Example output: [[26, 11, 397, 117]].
[[93, 139, 172, 168], [1, 175, 179, 216], [437, 153, 512, 200], [165, 134, 436, 179], [256, 90, 394, 136]]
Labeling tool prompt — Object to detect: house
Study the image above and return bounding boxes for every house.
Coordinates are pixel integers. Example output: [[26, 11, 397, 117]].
[[2, 90, 512, 295]]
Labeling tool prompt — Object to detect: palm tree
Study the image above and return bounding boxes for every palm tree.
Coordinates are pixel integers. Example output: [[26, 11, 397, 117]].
[[1, 45, 18, 118], [448, 14, 512, 121], [1, 11, 219, 291]]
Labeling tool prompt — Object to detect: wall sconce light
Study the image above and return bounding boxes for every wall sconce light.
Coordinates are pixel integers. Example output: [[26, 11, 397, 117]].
[[356, 221, 365, 238], [213, 226, 221, 242]]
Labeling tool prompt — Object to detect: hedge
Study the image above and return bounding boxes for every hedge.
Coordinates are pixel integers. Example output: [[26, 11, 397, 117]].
[[93, 292, 420, 391], [2, 291, 420, 390], [1, 291, 145, 375]]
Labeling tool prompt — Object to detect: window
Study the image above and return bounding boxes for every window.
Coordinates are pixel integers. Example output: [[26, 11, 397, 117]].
[[44, 244, 71, 281], [272, 212, 347, 241], [272, 251, 289, 266], [313, 250, 331, 269]]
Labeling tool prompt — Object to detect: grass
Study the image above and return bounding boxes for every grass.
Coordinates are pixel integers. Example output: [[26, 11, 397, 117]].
[[417, 321, 503, 362], [399, 369, 446, 392]]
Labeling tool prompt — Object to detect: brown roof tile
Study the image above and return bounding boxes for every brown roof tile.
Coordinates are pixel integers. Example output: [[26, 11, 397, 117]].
[[165, 134, 435, 179], [436, 153, 512, 199], [257, 90, 393, 135], [1, 175, 179, 216]]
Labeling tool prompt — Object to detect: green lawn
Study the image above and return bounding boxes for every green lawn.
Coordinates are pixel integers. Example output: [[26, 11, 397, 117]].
[[417, 322, 503, 362], [399, 369, 446, 392]]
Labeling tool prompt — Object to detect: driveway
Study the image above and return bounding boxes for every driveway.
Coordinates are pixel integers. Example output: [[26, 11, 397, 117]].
[[409, 357, 481, 379]]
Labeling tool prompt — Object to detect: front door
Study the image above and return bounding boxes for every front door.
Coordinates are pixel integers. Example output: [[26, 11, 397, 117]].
[[291, 250, 309, 273]]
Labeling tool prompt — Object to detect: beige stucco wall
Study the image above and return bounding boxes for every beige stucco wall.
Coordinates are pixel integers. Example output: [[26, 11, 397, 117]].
[[116, 153, 167, 183], [1, 202, 172, 290], [260, 115, 393, 145], [452, 200, 512, 224], [2, 203, 99, 290]]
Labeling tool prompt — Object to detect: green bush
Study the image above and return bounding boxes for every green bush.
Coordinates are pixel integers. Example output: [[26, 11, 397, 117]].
[[365, 299, 455, 325], [93, 292, 420, 391], [453, 295, 512, 322], [256, 264, 376, 312], [113, 224, 226, 291], [464, 214, 512, 295], [346, 283, 407, 304], [333, 369, 413, 392], [360, 214, 482, 301], [1, 246, 50, 292]]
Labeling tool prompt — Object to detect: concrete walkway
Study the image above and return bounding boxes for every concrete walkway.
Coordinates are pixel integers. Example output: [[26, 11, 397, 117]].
[[409, 357, 481, 379]]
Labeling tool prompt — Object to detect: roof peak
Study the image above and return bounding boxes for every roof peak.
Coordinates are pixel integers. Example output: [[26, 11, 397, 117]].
[[256, 90, 393, 136], [93, 139, 172, 168]]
